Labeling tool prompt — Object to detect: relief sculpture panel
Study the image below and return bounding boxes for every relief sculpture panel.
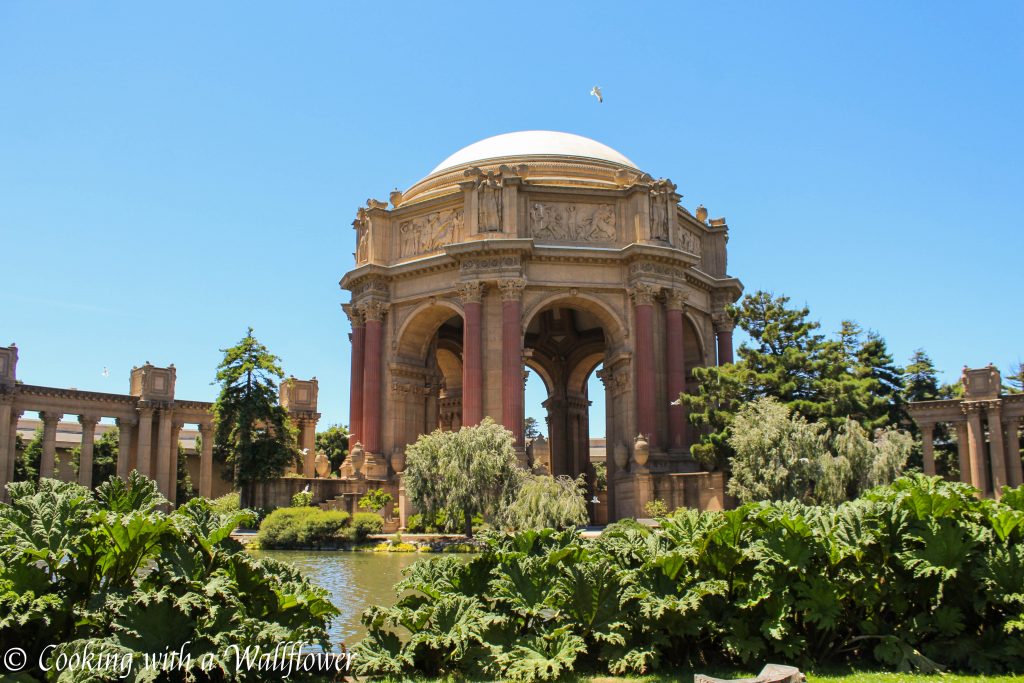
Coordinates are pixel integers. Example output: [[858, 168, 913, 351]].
[[673, 223, 701, 254], [529, 202, 616, 242], [399, 207, 464, 258]]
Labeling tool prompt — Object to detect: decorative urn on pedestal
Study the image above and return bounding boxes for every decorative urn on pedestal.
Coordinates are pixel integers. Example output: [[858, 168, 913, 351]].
[[390, 447, 406, 475], [314, 450, 331, 478], [633, 434, 650, 468]]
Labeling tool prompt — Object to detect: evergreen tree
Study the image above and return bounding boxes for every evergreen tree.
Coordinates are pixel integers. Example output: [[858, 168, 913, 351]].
[[853, 331, 905, 430], [1007, 361, 1024, 394], [211, 328, 298, 508], [523, 416, 542, 441], [902, 349, 941, 403], [14, 428, 41, 482]]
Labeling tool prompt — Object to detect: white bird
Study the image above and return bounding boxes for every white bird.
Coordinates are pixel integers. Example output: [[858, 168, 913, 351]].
[[101, 367, 109, 377], [590, 86, 603, 103]]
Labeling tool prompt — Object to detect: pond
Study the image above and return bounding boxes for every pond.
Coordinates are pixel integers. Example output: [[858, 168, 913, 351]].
[[251, 550, 428, 648]]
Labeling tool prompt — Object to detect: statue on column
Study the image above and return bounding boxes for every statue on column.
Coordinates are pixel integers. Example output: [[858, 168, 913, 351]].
[[465, 167, 503, 232]]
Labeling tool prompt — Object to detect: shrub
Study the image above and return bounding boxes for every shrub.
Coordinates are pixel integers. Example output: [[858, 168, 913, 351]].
[[358, 487, 393, 512], [291, 489, 314, 507], [209, 490, 240, 514], [353, 511, 384, 538], [503, 473, 588, 531], [0, 473, 338, 680], [257, 507, 351, 548], [406, 513, 426, 533], [355, 475, 1024, 680], [644, 499, 669, 518]]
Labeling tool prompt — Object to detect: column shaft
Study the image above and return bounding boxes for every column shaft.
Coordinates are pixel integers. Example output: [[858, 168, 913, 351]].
[[5, 410, 21, 493], [955, 422, 971, 485], [966, 409, 988, 496], [0, 400, 11, 496], [920, 423, 936, 475], [155, 410, 172, 499], [987, 410, 1007, 498], [40, 411, 61, 479], [116, 418, 134, 480], [716, 326, 734, 365], [136, 408, 154, 479], [665, 303, 686, 451], [78, 416, 98, 488], [166, 421, 183, 506], [501, 296, 523, 445], [1006, 418, 1023, 488], [349, 317, 366, 447], [463, 300, 483, 426], [302, 419, 317, 475], [199, 424, 214, 497], [362, 312, 384, 454], [634, 301, 657, 446]]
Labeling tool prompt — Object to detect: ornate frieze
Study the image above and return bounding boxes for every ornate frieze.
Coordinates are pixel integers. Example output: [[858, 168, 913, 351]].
[[399, 207, 464, 258], [349, 276, 389, 299], [528, 201, 616, 242], [673, 224, 701, 254], [628, 262, 687, 280], [459, 255, 521, 274]]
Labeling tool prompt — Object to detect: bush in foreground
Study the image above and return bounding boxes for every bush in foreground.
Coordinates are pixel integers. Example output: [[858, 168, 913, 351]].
[[355, 475, 1024, 680], [0, 472, 338, 681]]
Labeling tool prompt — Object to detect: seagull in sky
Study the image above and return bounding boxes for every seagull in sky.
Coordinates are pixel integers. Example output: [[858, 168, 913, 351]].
[[101, 367, 109, 378], [590, 85, 603, 103]]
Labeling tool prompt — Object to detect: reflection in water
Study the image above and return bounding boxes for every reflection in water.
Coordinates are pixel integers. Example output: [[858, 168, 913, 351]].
[[251, 550, 424, 648]]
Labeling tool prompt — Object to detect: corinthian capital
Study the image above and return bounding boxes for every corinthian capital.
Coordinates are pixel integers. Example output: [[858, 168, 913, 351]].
[[499, 279, 526, 302], [629, 283, 660, 306], [712, 314, 735, 334], [664, 288, 689, 311], [457, 281, 485, 304], [360, 300, 388, 323], [345, 305, 365, 328]]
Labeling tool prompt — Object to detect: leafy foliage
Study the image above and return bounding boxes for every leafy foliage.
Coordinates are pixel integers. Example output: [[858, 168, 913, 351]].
[[404, 417, 521, 536], [0, 472, 338, 680], [211, 328, 298, 508], [503, 474, 589, 531], [359, 487, 394, 513], [315, 423, 349, 472], [355, 476, 1024, 680]]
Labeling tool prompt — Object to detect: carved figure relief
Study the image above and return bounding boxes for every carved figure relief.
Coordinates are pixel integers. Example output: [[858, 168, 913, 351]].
[[478, 173, 502, 232], [649, 179, 678, 242], [399, 208, 464, 258], [356, 228, 369, 262], [673, 224, 701, 254], [529, 202, 616, 242]]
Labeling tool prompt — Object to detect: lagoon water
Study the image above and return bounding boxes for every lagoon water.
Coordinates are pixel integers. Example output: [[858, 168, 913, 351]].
[[252, 550, 424, 648]]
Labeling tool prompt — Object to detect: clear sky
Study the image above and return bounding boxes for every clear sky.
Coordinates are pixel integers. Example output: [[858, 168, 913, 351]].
[[2, 2, 1021, 435]]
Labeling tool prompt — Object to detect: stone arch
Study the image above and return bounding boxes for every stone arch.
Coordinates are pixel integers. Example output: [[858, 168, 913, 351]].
[[683, 310, 707, 361], [521, 291, 628, 351], [394, 300, 464, 361], [566, 350, 605, 397]]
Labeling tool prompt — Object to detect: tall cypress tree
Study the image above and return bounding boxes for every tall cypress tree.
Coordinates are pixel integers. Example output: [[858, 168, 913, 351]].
[[211, 328, 298, 508]]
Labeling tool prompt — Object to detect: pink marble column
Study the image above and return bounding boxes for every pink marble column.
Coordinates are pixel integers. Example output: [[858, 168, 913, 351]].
[[965, 404, 988, 496], [987, 405, 1007, 498], [715, 317, 735, 366], [136, 405, 154, 479], [664, 290, 688, 451], [115, 416, 135, 480], [348, 308, 365, 448], [919, 422, 936, 475], [39, 411, 62, 479], [955, 421, 971, 485], [199, 422, 214, 498], [459, 282, 484, 427], [632, 284, 658, 446], [500, 280, 525, 446], [361, 301, 386, 455]]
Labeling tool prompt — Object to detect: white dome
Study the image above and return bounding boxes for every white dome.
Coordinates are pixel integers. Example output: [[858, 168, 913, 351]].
[[430, 131, 638, 174]]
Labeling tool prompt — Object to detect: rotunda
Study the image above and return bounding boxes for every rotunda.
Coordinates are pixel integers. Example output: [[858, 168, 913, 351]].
[[340, 131, 742, 521]]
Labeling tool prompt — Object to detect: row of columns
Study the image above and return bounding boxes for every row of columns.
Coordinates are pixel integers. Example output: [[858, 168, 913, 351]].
[[918, 406, 1023, 498], [348, 301, 387, 457], [630, 284, 735, 451]]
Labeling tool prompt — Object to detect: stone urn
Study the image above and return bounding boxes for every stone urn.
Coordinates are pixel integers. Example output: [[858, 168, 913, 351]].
[[391, 447, 406, 474], [633, 434, 650, 467], [314, 451, 331, 478], [612, 442, 629, 469]]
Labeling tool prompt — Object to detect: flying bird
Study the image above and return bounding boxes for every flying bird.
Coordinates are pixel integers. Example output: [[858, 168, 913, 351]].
[[101, 367, 109, 377], [590, 86, 603, 103]]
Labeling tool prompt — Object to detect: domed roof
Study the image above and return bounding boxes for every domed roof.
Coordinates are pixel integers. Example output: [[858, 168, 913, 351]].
[[430, 131, 638, 174]]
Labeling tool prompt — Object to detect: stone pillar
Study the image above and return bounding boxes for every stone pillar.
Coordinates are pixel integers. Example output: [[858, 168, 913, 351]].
[[986, 403, 1007, 498], [459, 282, 484, 427], [155, 408, 173, 499], [955, 421, 971, 485], [116, 416, 136, 480], [664, 290, 688, 452], [1005, 417, 1023, 488], [39, 411, 62, 479], [631, 284, 658, 446], [965, 404, 988, 496], [301, 417, 317, 475], [3, 408, 21, 499], [348, 308, 365, 448], [166, 420, 184, 506], [199, 422, 214, 498], [361, 301, 386, 456], [0, 397, 12, 496], [77, 415, 99, 488], [919, 421, 936, 476], [136, 405, 154, 479], [715, 317, 735, 366], [500, 279, 525, 446]]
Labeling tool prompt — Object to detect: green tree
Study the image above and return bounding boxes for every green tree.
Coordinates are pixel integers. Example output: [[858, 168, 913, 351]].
[[15, 427, 42, 482], [524, 416, 542, 441], [71, 427, 119, 485], [903, 349, 941, 403], [502, 473, 588, 530], [315, 424, 349, 472], [211, 328, 298, 508], [1007, 361, 1024, 394], [853, 330, 905, 429], [358, 487, 393, 513], [404, 417, 521, 536]]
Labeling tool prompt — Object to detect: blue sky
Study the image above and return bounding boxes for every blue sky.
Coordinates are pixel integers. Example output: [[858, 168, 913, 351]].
[[2, 2, 1021, 434]]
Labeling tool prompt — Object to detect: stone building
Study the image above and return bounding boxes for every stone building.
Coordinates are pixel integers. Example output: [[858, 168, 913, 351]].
[[340, 131, 743, 521], [907, 365, 1024, 498], [0, 344, 320, 504]]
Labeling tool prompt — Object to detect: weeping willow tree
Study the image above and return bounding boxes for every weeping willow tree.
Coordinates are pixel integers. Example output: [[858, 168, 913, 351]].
[[503, 473, 588, 531], [403, 417, 520, 537]]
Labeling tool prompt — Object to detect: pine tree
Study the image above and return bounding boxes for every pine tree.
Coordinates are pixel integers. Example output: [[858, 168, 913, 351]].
[[903, 349, 941, 403], [853, 331, 905, 430], [211, 328, 298, 508], [1006, 361, 1024, 394]]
